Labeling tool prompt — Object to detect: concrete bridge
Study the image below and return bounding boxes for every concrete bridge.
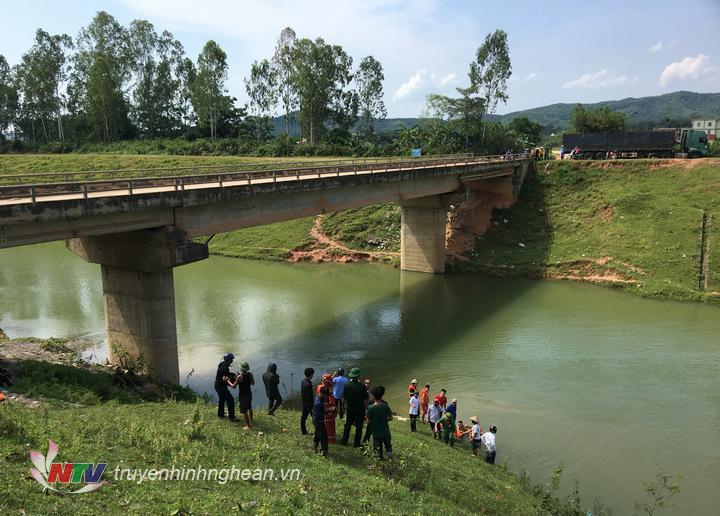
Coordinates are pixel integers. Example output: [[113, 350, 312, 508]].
[[0, 155, 530, 382]]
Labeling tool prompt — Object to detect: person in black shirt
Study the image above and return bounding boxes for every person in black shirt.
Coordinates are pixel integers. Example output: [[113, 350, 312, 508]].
[[262, 363, 282, 416], [313, 386, 329, 456], [214, 353, 237, 421], [300, 367, 315, 435], [228, 361, 255, 429], [340, 367, 369, 447]]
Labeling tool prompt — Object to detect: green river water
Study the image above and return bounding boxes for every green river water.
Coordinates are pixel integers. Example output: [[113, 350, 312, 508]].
[[1, 242, 719, 514]]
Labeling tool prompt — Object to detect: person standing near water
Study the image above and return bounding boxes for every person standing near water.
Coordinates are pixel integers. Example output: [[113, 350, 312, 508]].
[[437, 411, 456, 446], [427, 399, 443, 439], [366, 386, 393, 459], [470, 416, 483, 458], [481, 425, 498, 464], [408, 389, 419, 432], [332, 368, 349, 419], [300, 367, 315, 435], [419, 384, 430, 422], [340, 367, 368, 447], [228, 362, 254, 429], [215, 353, 237, 421], [445, 398, 458, 421], [317, 373, 337, 444], [262, 363, 282, 416], [313, 387, 329, 456]]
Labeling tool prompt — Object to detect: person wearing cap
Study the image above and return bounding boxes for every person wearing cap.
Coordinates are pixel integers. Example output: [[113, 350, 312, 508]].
[[313, 386, 329, 456], [300, 367, 315, 435], [481, 425, 498, 464], [408, 389, 419, 432], [215, 353, 237, 421], [427, 398, 443, 439], [470, 416, 484, 458], [340, 367, 368, 447], [407, 379, 419, 396], [228, 361, 255, 429], [436, 411, 456, 446], [332, 368, 349, 419], [445, 398, 458, 422], [419, 384, 430, 422]]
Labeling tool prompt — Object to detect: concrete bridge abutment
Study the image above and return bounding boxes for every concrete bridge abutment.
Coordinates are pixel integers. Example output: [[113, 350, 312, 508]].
[[66, 227, 208, 384], [400, 195, 452, 274]]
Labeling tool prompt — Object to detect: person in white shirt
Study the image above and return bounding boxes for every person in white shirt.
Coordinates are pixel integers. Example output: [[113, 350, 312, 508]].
[[480, 425, 497, 464], [408, 390, 420, 432], [470, 416, 484, 458]]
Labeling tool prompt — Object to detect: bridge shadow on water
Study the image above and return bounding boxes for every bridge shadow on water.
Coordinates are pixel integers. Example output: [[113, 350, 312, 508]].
[[253, 168, 553, 404]]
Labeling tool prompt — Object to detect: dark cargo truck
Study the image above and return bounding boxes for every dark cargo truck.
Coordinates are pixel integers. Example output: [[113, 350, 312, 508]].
[[562, 129, 709, 159]]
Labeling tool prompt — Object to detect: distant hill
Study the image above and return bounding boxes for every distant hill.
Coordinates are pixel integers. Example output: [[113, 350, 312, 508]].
[[497, 91, 720, 131], [269, 91, 720, 136]]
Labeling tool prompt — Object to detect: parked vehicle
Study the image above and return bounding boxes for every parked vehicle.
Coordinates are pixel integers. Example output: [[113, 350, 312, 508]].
[[562, 129, 709, 159]]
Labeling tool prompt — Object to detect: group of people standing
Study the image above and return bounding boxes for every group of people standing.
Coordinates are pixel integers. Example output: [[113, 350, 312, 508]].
[[407, 380, 498, 464], [214, 354, 497, 464]]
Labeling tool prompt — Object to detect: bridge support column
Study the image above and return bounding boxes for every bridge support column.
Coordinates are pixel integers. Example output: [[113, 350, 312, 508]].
[[66, 228, 208, 384], [400, 195, 449, 274]]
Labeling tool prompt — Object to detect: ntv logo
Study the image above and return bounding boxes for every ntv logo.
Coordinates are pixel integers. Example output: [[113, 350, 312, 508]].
[[29, 440, 106, 494]]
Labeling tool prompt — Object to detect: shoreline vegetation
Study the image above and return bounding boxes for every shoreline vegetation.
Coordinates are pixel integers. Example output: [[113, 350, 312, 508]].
[[2, 155, 719, 305], [0, 334, 593, 514]]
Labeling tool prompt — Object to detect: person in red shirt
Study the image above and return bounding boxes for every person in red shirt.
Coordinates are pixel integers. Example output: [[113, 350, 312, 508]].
[[434, 389, 448, 410], [407, 379, 419, 396], [419, 384, 430, 422]]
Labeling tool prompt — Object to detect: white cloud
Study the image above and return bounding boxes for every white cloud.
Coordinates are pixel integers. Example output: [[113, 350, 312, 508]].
[[524, 72, 539, 82], [394, 70, 427, 100], [659, 54, 718, 86], [562, 69, 633, 89], [648, 39, 678, 53], [436, 73, 457, 87]]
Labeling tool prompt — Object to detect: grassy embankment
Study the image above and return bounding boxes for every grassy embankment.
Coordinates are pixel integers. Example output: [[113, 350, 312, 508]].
[[0, 351, 579, 514]]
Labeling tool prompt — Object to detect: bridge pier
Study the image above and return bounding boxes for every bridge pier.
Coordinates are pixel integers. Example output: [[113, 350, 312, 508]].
[[400, 195, 449, 274], [66, 228, 208, 384]]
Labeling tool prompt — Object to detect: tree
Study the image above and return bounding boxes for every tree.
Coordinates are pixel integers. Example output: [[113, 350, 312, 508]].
[[426, 86, 485, 150], [571, 104, 627, 133], [128, 21, 185, 137], [176, 57, 196, 135], [192, 40, 229, 139], [355, 55, 386, 140], [244, 59, 277, 117], [73, 11, 133, 142], [470, 30, 512, 142], [507, 116, 541, 144], [0, 55, 19, 137], [291, 37, 355, 144], [272, 27, 297, 137], [15, 29, 73, 142]]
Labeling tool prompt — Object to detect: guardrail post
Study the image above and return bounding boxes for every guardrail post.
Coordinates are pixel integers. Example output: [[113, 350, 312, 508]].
[[296, 170, 300, 181], [273, 172, 277, 183], [247, 173, 251, 185], [218, 175, 223, 188], [83, 184, 88, 200], [30, 186, 36, 203], [127, 181, 133, 195], [179, 178, 184, 191]]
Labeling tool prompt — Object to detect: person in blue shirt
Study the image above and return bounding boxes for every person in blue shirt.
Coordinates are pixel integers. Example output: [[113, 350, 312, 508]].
[[332, 368, 349, 419], [313, 386, 330, 456], [445, 398, 458, 421]]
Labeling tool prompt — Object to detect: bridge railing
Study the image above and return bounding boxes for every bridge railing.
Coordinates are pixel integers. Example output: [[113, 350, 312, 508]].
[[0, 154, 526, 204]]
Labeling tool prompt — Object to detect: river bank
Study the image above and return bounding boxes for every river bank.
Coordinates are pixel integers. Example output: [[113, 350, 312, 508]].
[[211, 158, 720, 304], [0, 338, 583, 515]]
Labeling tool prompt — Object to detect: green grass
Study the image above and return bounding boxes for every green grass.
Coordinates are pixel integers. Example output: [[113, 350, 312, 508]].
[[0, 362, 580, 514], [456, 159, 720, 303], [322, 204, 401, 253], [207, 217, 316, 261]]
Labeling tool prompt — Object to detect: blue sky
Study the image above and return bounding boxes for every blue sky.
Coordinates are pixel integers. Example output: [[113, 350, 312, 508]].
[[2, 0, 719, 117]]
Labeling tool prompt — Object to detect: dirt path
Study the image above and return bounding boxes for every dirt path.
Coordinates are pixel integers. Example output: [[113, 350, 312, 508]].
[[289, 216, 399, 264]]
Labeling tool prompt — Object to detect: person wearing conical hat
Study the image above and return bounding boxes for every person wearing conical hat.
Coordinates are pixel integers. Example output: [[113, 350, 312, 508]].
[[470, 416, 484, 458]]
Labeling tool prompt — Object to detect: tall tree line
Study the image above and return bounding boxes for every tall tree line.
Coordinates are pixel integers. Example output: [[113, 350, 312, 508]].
[[245, 27, 387, 144], [0, 11, 238, 143]]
